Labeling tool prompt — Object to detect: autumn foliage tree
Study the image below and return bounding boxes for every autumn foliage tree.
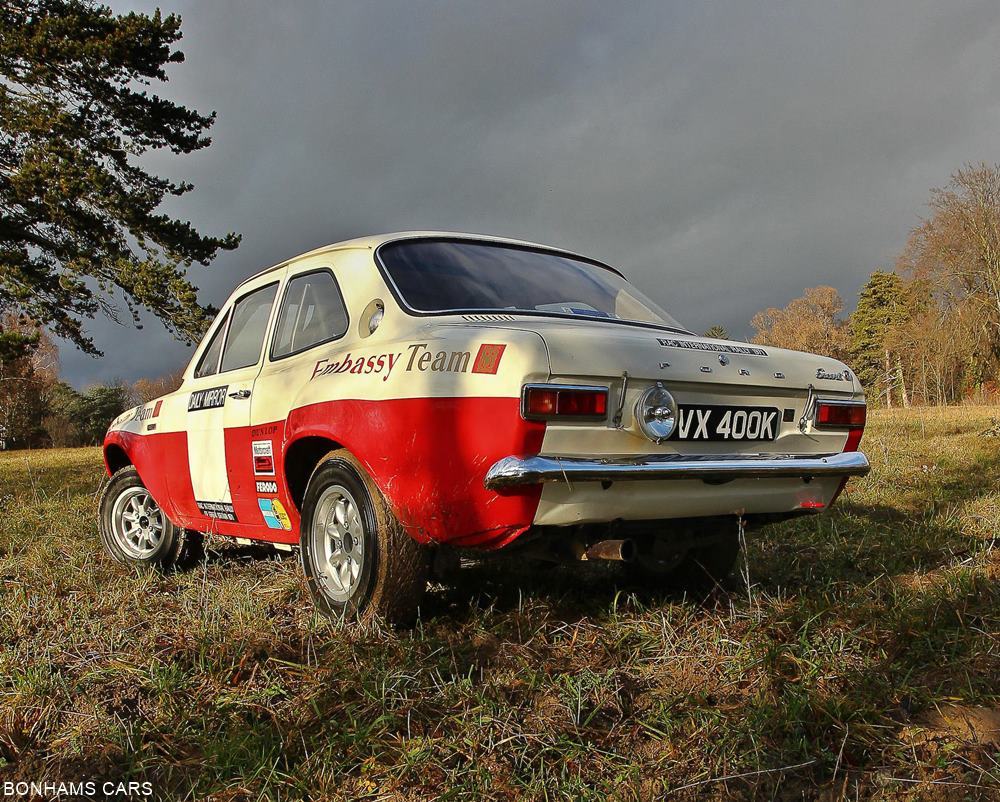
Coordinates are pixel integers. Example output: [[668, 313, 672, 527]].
[[750, 286, 850, 360], [0, 0, 239, 358]]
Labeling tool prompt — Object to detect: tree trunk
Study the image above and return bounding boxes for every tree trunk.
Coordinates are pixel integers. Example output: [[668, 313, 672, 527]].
[[884, 348, 893, 408], [896, 357, 910, 408]]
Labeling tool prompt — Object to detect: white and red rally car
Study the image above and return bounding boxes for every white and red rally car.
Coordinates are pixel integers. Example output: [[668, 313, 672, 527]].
[[100, 232, 869, 623]]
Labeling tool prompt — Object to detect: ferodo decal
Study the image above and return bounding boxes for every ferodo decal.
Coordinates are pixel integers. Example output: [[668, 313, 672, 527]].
[[258, 497, 291, 530], [252, 440, 275, 475], [256, 480, 278, 494], [310, 342, 507, 381], [197, 500, 238, 522], [188, 385, 228, 411], [471, 343, 506, 374], [657, 338, 768, 357]]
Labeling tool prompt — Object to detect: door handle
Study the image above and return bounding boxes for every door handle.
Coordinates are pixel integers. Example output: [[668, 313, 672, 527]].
[[228, 389, 251, 400]]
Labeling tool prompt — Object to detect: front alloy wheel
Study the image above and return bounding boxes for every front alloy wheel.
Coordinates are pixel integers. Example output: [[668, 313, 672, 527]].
[[111, 486, 165, 559], [98, 466, 202, 570]]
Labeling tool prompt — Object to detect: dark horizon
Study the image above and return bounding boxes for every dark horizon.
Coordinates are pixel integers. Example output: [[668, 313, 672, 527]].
[[58, 0, 1000, 388]]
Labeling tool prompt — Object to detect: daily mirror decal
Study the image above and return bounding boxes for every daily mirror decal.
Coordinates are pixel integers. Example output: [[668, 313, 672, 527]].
[[188, 386, 228, 411]]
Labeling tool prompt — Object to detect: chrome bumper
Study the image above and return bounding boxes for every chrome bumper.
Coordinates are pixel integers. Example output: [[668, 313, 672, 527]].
[[484, 451, 870, 490]]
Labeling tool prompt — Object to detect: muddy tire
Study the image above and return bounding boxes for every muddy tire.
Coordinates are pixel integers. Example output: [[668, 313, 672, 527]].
[[299, 450, 428, 626], [99, 466, 203, 571]]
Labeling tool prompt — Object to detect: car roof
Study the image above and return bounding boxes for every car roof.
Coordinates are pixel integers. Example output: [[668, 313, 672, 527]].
[[238, 231, 624, 287]]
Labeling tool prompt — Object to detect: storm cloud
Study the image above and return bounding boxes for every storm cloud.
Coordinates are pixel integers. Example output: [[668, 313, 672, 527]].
[[60, 0, 1000, 386]]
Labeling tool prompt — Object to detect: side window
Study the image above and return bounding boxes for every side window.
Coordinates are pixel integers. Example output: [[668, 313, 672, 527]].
[[271, 270, 349, 359], [219, 284, 278, 373], [193, 311, 230, 379]]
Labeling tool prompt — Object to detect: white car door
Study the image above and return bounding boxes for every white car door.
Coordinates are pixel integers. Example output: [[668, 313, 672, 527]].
[[184, 277, 281, 528]]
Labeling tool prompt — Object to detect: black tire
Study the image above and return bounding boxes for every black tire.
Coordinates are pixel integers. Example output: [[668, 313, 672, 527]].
[[98, 466, 203, 571], [629, 521, 741, 591], [299, 450, 428, 626]]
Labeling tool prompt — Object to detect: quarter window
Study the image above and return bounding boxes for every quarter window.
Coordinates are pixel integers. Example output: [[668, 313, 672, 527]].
[[193, 311, 230, 379], [219, 284, 278, 373], [271, 270, 349, 359]]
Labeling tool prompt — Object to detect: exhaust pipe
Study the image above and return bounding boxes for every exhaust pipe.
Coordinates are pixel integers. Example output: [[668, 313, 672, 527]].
[[582, 539, 636, 562]]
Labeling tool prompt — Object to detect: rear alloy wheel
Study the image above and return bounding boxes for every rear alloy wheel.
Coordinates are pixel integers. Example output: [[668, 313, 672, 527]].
[[300, 450, 428, 626], [98, 466, 203, 570]]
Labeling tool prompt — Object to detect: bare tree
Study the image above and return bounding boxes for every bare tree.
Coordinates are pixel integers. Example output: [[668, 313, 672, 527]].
[[900, 163, 1000, 352], [750, 286, 850, 360]]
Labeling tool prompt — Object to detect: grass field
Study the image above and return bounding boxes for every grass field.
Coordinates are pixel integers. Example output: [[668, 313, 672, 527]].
[[1, 408, 998, 800]]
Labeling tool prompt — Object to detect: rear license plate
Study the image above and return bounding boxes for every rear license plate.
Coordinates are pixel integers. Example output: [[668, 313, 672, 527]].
[[673, 404, 780, 441]]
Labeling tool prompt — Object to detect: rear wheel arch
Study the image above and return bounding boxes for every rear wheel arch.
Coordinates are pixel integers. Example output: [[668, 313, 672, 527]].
[[283, 435, 344, 512]]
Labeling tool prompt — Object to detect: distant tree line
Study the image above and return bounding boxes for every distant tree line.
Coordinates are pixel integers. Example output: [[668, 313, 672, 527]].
[[0, 315, 182, 449], [751, 164, 1000, 406]]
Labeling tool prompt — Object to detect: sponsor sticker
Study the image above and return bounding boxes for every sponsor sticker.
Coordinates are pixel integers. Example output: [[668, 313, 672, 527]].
[[258, 497, 291, 530], [255, 480, 278, 494], [188, 385, 229, 411], [657, 338, 768, 357], [197, 500, 238, 522], [310, 342, 509, 381], [252, 440, 275, 475], [472, 343, 506, 374]]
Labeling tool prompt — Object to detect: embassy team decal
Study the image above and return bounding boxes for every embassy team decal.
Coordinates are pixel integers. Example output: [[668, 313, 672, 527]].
[[657, 338, 768, 357], [252, 440, 275, 475], [311, 342, 507, 381], [256, 480, 278, 494], [197, 500, 238, 522], [188, 385, 228, 411], [258, 497, 291, 530]]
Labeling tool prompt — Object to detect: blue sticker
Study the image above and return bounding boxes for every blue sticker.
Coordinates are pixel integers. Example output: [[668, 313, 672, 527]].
[[258, 498, 282, 529]]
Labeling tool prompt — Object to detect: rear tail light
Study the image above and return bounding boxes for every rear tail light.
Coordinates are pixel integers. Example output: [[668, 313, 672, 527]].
[[522, 384, 608, 421], [814, 399, 866, 452], [815, 401, 866, 429]]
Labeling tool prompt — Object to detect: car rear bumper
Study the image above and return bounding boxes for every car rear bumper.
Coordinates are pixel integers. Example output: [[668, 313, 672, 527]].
[[484, 451, 870, 489]]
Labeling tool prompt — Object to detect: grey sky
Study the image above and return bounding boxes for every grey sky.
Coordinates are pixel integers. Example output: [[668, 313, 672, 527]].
[[60, 0, 1000, 387]]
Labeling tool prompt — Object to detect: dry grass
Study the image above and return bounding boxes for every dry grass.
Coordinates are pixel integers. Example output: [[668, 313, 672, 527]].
[[1, 407, 998, 800]]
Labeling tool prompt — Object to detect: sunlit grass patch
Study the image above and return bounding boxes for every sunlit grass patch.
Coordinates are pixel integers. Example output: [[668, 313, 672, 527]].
[[0, 408, 998, 799]]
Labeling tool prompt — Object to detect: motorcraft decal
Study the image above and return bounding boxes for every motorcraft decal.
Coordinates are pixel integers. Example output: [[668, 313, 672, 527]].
[[657, 338, 768, 356], [311, 342, 507, 381], [252, 440, 275, 475], [188, 385, 228, 411], [256, 480, 278, 494], [197, 500, 237, 522], [259, 497, 291, 530]]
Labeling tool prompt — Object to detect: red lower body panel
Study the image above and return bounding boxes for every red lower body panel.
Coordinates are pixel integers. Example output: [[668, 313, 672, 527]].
[[106, 397, 546, 550], [286, 397, 546, 548]]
